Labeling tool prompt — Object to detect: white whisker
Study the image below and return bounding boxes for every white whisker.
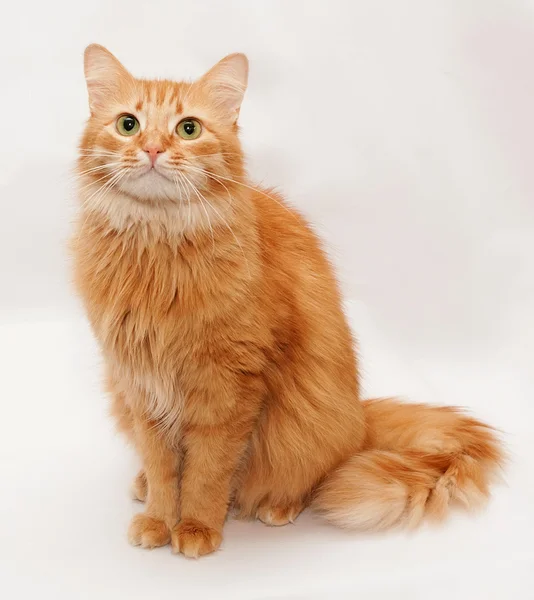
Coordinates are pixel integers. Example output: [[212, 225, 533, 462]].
[[195, 191, 251, 280], [81, 168, 130, 211], [78, 148, 118, 155], [77, 169, 129, 235], [76, 166, 126, 193], [180, 81, 195, 109], [179, 163, 234, 209], [176, 170, 250, 278], [180, 162, 297, 220], [73, 162, 124, 179], [175, 171, 192, 229], [179, 171, 216, 254]]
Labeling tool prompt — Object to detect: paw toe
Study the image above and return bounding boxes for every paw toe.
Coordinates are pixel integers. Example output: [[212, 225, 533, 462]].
[[257, 504, 303, 526], [171, 519, 222, 558], [128, 513, 170, 549]]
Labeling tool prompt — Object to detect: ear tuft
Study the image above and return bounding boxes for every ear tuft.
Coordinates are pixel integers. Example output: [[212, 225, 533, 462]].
[[84, 44, 132, 114], [199, 53, 249, 121]]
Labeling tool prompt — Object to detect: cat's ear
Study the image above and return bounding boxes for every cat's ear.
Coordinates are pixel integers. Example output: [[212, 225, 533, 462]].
[[84, 44, 133, 114], [199, 53, 249, 122]]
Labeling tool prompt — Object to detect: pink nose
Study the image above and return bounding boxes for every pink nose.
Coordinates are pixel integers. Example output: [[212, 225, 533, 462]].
[[144, 145, 163, 166]]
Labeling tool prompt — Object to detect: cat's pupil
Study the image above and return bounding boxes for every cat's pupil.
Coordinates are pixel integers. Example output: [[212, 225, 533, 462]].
[[123, 118, 135, 131], [184, 121, 195, 135]]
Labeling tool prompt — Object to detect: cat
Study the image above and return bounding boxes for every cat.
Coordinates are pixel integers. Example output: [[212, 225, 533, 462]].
[[72, 44, 504, 558]]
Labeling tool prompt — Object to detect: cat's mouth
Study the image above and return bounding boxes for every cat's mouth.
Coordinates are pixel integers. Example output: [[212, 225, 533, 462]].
[[132, 165, 174, 183]]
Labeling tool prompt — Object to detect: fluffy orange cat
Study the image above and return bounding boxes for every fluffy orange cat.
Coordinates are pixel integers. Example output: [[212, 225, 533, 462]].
[[73, 44, 503, 558]]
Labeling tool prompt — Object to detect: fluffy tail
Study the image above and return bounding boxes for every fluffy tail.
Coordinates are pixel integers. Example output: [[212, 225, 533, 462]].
[[312, 398, 504, 530]]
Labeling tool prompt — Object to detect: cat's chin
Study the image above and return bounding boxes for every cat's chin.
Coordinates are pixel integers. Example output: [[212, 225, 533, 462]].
[[117, 169, 183, 204]]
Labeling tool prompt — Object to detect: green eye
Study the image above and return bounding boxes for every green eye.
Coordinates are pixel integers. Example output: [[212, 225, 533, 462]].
[[116, 114, 140, 136], [176, 118, 202, 140]]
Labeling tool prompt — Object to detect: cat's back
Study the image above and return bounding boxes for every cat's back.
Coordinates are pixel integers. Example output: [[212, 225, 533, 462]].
[[250, 185, 355, 369], [251, 185, 346, 313]]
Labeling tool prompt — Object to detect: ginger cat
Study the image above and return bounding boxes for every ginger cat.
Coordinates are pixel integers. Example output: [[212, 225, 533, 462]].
[[73, 45, 503, 558]]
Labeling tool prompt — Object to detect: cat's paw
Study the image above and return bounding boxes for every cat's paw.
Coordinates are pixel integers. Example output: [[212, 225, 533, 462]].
[[171, 519, 222, 558], [130, 470, 147, 502], [256, 503, 303, 526], [128, 513, 171, 549]]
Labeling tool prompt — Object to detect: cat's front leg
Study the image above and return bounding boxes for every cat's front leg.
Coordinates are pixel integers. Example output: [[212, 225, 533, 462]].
[[127, 415, 181, 549], [171, 413, 253, 558]]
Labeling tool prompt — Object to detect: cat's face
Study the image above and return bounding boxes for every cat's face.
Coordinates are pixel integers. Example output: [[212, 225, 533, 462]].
[[78, 45, 248, 232]]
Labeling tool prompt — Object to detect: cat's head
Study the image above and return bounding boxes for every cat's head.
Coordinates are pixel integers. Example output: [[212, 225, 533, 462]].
[[78, 44, 248, 232]]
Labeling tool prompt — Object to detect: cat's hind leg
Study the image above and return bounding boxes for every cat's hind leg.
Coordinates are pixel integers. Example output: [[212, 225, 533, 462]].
[[131, 470, 147, 502], [256, 502, 304, 526]]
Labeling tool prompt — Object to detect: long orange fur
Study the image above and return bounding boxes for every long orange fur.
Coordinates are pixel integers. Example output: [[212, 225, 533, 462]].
[[72, 45, 504, 558]]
